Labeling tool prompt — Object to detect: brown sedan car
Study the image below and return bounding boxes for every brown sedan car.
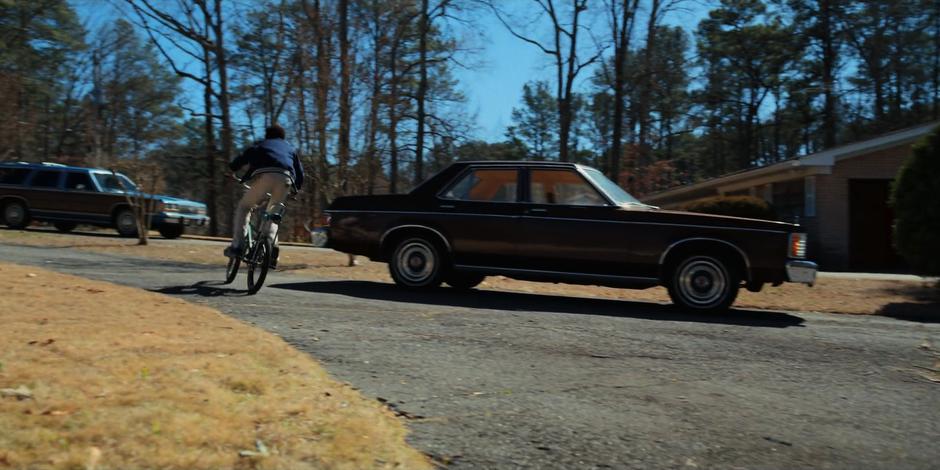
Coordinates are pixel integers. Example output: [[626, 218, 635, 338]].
[[315, 161, 817, 312]]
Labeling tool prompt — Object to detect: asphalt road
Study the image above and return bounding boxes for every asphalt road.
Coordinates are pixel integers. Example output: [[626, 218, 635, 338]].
[[2, 241, 938, 469]]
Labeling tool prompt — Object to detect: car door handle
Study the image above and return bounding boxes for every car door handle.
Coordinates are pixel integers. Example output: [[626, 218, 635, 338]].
[[439, 204, 455, 209], [527, 208, 548, 214]]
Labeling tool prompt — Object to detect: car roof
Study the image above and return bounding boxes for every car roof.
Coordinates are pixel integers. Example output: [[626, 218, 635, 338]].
[[452, 160, 579, 168], [0, 161, 109, 172]]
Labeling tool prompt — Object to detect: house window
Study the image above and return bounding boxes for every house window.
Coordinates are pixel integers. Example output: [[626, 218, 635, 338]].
[[804, 176, 816, 217]]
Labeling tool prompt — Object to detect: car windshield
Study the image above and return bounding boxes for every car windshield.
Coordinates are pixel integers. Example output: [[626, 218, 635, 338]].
[[94, 173, 138, 193], [581, 167, 650, 207]]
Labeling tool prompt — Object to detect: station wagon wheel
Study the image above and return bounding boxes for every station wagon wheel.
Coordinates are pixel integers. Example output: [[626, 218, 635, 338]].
[[390, 237, 444, 289], [2, 200, 30, 229], [114, 208, 138, 237], [667, 255, 739, 312]]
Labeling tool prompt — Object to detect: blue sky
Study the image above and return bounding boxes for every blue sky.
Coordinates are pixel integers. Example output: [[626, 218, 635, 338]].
[[72, 0, 710, 143]]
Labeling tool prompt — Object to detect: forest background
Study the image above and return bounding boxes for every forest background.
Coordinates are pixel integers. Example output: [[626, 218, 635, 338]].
[[2, 0, 938, 240]]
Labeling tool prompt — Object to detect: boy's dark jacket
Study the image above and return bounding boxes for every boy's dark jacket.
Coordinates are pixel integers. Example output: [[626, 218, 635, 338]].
[[229, 138, 304, 189]]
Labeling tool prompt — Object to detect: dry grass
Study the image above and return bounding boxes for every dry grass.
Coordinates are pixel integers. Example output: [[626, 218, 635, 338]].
[[1, 228, 937, 317], [0, 262, 430, 470]]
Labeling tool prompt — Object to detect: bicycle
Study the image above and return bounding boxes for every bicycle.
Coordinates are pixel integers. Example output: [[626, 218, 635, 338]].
[[224, 175, 291, 294]]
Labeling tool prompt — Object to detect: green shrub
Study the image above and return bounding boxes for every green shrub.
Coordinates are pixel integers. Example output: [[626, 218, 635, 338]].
[[681, 195, 777, 220], [891, 126, 940, 276]]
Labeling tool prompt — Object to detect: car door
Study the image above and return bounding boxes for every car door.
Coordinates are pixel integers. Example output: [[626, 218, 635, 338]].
[[25, 170, 64, 218], [434, 166, 527, 268], [60, 171, 112, 225], [516, 167, 649, 277]]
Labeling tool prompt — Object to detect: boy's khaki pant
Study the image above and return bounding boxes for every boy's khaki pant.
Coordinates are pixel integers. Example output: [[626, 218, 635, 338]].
[[231, 172, 291, 250]]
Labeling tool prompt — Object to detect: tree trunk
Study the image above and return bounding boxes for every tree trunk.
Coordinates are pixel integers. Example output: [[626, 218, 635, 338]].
[[367, 19, 382, 195], [414, 0, 430, 183], [609, 0, 637, 185], [337, 0, 352, 195], [212, 0, 233, 236], [637, 0, 660, 169], [315, 0, 331, 207], [203, 45, 218, 236], [388, 37, 400, 194], [821, 0, 837, 147]]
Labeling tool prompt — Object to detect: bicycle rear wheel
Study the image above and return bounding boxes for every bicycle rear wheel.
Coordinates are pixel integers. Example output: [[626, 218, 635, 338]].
[[224, 255, 241, 284], [246, 238, 272, 295]]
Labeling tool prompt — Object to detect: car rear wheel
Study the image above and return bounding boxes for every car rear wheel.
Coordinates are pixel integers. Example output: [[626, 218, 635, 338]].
[[53, 221, 77, 233], [667, 255, 739, 312], [389, 237, 444, 289], [3, 201, 30, 229], [445, 272, 485, 290], [159, 225, 184, 239], [114, 208, 138, 237]]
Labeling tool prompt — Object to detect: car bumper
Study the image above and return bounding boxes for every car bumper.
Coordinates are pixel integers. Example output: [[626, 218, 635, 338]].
[[310, 227, 329, 248], [153, 213, 210, 227], [786, 260, 817, 286]]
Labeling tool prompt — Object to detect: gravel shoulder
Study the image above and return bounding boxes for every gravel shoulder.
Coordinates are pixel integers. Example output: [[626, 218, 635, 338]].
[[1, 238, 939, 469]]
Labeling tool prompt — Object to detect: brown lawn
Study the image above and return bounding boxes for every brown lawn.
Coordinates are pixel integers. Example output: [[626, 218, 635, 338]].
[[0, 262, 430, 470]]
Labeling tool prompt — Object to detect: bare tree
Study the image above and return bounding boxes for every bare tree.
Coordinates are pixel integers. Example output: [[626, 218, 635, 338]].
[[490, 0, 606, 162]]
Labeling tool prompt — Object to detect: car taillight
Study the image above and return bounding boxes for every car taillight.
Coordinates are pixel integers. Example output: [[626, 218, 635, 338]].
[[789, 233, 807, 259], [318, 214, 331, 226]]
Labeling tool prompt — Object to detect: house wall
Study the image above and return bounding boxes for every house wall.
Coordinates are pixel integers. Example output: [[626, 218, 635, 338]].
[[812, 143, 913, 270]]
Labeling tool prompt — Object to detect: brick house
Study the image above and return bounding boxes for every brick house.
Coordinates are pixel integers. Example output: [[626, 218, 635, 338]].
[[641, 122, 939, 271]]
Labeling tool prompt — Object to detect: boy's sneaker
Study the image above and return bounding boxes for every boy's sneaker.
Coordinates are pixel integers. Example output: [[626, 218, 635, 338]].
[[270, 246, 280, 269], [224, 246, 241, 258]]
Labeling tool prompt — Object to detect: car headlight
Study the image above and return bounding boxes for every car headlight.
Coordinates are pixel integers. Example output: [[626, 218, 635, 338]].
[[788, 233, 807, 259], [163, 203, 180, 212]]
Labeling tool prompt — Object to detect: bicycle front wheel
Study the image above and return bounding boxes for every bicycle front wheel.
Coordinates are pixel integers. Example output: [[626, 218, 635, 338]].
[[246, 238, 272, 295], [225, 255, 241, 284]]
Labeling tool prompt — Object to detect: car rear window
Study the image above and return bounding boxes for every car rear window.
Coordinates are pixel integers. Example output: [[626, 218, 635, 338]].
[[65, 172, 95, 191], [442, 169, 518, 202], [30, 170, 62, 188], [0, 168, 29, 185]]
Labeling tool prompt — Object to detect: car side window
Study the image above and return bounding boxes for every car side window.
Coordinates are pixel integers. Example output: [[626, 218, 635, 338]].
[[65, 172, 95, 191], [530, 169, 606, 206], [442, 169, 519, 202], [30, 170, 62, 188], [0, 168, 29, 185]]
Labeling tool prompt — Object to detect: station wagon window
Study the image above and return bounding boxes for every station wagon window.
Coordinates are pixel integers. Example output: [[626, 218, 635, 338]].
[[30, 170, 62, 188], [0, 168, 29, 185], [93, 173, 138, 193], [442, 169, 518, 202], [65, 172, 95, 191], [530, 169, 606, 206]]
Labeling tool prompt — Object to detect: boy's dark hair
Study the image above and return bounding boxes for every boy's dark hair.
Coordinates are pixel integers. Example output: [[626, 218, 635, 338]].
[[265, 125, 286, 140]]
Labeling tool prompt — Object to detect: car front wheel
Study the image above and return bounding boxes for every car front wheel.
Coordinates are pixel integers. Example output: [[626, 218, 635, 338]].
[[389, 237, 444, 289], [667, 255, 739, 312]]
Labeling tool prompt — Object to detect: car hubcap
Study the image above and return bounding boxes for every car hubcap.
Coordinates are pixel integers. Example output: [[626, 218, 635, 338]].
[[678, 258, 726, 307], [5, 204, 24, 224], [397, 242, 435, 284], [118, 213, 136, 233]]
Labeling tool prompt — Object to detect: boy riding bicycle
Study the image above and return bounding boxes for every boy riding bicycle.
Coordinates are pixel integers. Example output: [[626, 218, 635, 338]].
[[225, 125, 304, 269]]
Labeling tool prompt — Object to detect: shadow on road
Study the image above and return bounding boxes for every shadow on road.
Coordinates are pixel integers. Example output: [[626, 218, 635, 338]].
[[270, 280, 805, 328], [876, 302, 940, 323], [152, 280, 247, 297]]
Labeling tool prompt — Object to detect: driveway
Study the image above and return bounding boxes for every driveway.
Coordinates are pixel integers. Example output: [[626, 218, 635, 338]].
[[1, 242, 938, 469]]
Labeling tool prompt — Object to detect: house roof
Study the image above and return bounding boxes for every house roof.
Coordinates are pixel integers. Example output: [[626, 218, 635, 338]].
[[643, 121, 939, 205]]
